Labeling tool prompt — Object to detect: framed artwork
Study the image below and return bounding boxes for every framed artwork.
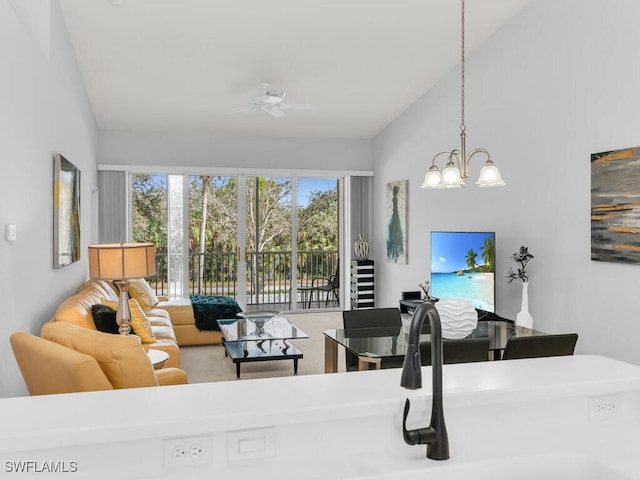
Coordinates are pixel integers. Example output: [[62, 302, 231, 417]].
[[591, 146, 640, 264], [385, 179, 407, 264], [53, 153, 81, 268]]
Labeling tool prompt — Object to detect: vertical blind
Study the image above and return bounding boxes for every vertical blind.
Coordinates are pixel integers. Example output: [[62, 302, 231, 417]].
[[349, 175, 373, 259], [98, 170, 127, 243]]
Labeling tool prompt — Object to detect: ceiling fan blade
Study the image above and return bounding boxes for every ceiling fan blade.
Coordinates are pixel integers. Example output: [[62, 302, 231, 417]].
[[226, 107, 255, 115], [266, 107, 286, 118], [279, 103, 315, 110], [232, 83, 311, 118]]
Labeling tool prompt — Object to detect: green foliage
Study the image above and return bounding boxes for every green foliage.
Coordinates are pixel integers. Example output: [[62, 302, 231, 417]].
[[246, 177, 293, 252], [297, 187, 338, 251], [132, 174, 339, 293], [133, 174, 338, 256], [480, 235, 495, 272], [465, 248, 478, 270], [132, 174, 167, 248], [188, 175, 238, 252]]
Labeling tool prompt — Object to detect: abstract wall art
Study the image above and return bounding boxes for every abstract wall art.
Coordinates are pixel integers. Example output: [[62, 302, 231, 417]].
[[591, 146, 640, 264], [53, 153, 81, 269], [385, 179, 407, 264]]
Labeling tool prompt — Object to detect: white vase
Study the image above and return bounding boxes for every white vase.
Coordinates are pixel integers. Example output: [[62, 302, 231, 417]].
[[435, 299, 478, 339], [354, 233, 369, 260], [516, 281, 533, 329]]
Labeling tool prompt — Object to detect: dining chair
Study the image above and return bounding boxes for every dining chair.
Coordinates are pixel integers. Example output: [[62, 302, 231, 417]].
[[343, 307, 402, 329], [501, 333, 578, 360], [342, 307, 403, 371], [420, 337, 491, 366]]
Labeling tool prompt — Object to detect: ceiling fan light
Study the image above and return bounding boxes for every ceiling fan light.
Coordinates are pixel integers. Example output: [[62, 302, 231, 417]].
[[421, 168, 442, 189], [476, 162, 506, 187], [441, 165, 464, 188], [263, 92, 285, 105]]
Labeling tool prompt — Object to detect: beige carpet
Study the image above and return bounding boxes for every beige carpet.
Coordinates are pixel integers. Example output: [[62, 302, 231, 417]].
[[180, 311, 347, 382]]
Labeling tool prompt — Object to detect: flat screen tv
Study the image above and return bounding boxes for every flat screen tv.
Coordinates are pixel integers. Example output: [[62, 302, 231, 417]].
[[430, 231, 496, 313]]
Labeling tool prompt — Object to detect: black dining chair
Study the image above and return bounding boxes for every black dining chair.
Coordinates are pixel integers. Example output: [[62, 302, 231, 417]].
[[502, 333, 578, 360], [343, 308, 402, 329], [420, 337, 491, 366], [342, 308, 403, 371]]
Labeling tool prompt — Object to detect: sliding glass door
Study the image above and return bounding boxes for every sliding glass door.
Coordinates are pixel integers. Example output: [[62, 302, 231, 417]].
[[295, 178, 339, 309], [245, 176, 293, 310], [188, 175, 240, 301], [131, 174, 170, 296], [131, 172, 339, 311]]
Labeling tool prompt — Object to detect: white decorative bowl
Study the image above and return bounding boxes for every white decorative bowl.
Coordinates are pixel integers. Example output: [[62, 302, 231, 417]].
[[435, 299, 478, 339]]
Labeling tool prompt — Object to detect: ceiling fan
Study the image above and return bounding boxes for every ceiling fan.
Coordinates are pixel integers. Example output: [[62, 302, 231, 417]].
[[227, 82, 315, 118]]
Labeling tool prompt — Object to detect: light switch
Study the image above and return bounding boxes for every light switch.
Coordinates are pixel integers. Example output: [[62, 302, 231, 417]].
[[227, 427, 275, 462], [239, 437, 266, 454], [6, 224, 16, 242]]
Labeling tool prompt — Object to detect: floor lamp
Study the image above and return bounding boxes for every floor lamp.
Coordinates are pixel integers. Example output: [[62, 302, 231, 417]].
[[88, 242, 156, 335]]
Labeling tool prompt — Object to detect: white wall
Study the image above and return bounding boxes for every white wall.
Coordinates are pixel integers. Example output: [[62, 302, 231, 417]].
[[373, 0, 640, 366], [98, 130, 373, 173], [0, 0, 98, 397]]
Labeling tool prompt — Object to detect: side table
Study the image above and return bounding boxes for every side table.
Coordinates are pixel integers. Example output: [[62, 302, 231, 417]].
[[147, 349, 169, 370]]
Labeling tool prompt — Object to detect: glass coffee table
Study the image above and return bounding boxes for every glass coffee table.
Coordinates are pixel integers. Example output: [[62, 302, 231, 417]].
[[217, 312, 309, 379]]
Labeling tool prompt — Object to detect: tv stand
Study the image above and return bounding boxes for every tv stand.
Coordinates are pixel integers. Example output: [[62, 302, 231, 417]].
[[398, 298, 511, 323], [399, 298, 436, 314]]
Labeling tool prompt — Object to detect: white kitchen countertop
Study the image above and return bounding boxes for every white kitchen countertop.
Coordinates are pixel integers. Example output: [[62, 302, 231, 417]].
[[1, 354, 639, 454]]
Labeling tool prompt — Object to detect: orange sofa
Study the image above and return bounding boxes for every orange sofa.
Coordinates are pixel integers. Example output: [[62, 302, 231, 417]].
[[51, 278, 223, 348], [153, 297, 223, 346], [12, 278, 229, 395], [50, 279, 183, 367], [11, 322, 187, 395]]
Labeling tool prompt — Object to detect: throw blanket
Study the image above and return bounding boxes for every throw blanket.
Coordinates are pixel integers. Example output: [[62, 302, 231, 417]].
[[190, 294, 243, 331]]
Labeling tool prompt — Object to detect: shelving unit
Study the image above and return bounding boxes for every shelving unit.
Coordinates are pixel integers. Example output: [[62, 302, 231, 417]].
[[350, 260, 374, 310]]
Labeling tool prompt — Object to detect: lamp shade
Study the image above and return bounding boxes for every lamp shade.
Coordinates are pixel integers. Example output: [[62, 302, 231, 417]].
[[421, 168, 443, 189], [88, 243, 156, 280], [476, 162, 506, 187], [441, 165, 464, 188]]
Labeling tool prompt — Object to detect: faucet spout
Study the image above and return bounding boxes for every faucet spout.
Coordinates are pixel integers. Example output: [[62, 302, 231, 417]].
[[400, 302, 449, 460]]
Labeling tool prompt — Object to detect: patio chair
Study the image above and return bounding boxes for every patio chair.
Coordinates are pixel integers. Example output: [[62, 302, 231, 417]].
[[298, 265, 340, 308]]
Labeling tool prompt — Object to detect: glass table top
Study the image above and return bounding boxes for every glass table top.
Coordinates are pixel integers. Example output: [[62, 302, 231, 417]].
[[323, 321, 548, 358], [217, 316, 309, 342]]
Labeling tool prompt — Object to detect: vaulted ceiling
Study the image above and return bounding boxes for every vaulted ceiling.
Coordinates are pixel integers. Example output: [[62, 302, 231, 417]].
[[59, 0, 530, 139]]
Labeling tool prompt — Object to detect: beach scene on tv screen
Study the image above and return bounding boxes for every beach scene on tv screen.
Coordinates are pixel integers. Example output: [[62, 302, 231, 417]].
[[430, 231, 495, 312]]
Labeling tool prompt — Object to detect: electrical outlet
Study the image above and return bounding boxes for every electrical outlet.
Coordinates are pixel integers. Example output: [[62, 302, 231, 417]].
[[5, 224, 16, 242], [163, 435, 211, 468], [589, 394, 620, 420]]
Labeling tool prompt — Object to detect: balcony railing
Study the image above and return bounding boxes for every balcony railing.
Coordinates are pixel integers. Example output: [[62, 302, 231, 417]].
[[149, 249, 339, 311]]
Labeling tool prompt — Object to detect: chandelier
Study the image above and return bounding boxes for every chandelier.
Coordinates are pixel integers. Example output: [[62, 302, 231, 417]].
[[421, 0, 505, 189]]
